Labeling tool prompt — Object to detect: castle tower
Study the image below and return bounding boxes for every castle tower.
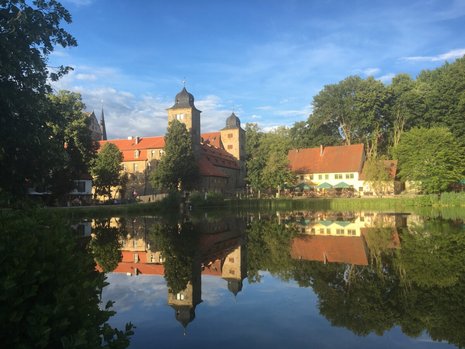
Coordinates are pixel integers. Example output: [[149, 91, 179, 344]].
[[167, 87, 201, 154], [100, 108, 107, 141], [220, 113, 246, 186]]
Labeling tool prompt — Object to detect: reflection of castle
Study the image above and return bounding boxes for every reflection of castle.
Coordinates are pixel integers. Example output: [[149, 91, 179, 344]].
[[94, 216, 247, 330], [285, 211, 405, 266]]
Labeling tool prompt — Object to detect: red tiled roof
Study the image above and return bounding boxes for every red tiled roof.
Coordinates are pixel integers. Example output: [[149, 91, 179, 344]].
[[200, 143, 239, 170], [99, 137, 165, 162], [201, 132, 222, 149], [288, 144, 365, 174], [359, 160, 398, 180], [198, 156, 228, 177], [291, 235, 368, 265]]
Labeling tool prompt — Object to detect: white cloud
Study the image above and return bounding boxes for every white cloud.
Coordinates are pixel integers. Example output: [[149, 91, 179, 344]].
[[255, 106, 273, 111], [75, 73, 97, 81], [361, 67, 381, 76], [402, 48, 465, 62], [377, 73, 396, 83]]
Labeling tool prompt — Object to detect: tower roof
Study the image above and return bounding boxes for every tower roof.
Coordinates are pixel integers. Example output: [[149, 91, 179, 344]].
[[223, 112, 241, 129], [169, 87, 199, 109]]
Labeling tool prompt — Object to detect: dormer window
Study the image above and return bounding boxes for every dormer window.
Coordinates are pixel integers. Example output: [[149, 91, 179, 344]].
[[134, 150, 140, 159]]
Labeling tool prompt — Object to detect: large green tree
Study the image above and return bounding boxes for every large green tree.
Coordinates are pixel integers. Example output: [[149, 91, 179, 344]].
[[46, 90, 98, 202], [393, 127, 465, 193], [0, 0, 76, 201], [91, 143, 124, 200], [245, 124, 293, 196], [150, 120, 198, 191], [310, 76, 389, 153]]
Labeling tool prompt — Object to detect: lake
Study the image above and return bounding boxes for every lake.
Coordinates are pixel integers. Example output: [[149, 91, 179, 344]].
[[78, 209, 465, 349]]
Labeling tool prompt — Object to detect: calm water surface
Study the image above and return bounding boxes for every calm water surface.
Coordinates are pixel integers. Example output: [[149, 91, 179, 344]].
[[84, 210, 465, 348]]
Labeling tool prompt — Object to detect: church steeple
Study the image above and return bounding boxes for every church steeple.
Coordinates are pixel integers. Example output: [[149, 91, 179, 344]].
[[100, 108, 107, 140]]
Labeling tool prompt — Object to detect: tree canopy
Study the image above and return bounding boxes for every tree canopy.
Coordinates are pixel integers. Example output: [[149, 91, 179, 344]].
[[91, 143, 124, 200], [393, 127, 465, 193], [150, 120, 198, 191], [0, 0, 77, 201]]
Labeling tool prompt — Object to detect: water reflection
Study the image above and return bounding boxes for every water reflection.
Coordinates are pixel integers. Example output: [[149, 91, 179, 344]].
[[89, 211, 465, 348]]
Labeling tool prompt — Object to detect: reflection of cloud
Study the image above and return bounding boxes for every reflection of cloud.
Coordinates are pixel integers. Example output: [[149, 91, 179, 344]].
[[402, 48, 465, 62], [102, 274, 167, 314], [201, 276, 229, 306], [62, 0, 94, 6]]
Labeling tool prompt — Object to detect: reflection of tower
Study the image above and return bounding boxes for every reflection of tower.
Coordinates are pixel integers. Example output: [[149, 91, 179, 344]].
[[221, 244, 247, 297], [167, 259, 202, 331], [167, 87, 202, 156]]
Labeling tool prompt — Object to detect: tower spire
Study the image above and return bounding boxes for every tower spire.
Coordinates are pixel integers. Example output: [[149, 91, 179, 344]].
[[100, 106, 107, 140]]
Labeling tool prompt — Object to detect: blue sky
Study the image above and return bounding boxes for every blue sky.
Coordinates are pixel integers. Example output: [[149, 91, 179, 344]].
[[50, 0, 465, 139]]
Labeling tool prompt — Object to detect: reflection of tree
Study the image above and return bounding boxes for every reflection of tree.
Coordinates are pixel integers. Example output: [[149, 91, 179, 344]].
[[246, 217, 296, 283], [287, 218, 465, 347], [90, 218, 123, 272], [0, 211, 133, 348], [150, 220, 199, 294]]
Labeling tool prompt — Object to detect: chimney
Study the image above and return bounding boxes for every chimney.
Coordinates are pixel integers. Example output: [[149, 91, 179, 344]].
[[320, 145, 324, 156], [127, 136, 133, 140], [135, 136, 140, 144]]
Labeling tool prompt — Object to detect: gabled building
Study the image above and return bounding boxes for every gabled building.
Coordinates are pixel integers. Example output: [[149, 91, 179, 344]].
[[288, 144, 399, 195], [98, 87, 246, 193], [288, 144, 365, 189]]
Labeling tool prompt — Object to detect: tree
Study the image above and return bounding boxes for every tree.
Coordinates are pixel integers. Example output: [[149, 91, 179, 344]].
[[150, 120, 198, 191], [311, 76, 389, 151], [363, 157, 392, 196], [0, 0, 77, 201], [0, 210, 133, 348], [46, 90, 98, 203], [245, 124, 294, 196], [91, 143, 124, 200], [393, 127, 465, 193]]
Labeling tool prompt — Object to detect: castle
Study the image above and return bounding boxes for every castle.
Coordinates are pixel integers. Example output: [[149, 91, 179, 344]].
[[97, 87, 246, 193]]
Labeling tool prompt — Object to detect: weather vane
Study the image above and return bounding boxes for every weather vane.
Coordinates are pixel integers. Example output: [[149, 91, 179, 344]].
[[182, 77, 186, 87]]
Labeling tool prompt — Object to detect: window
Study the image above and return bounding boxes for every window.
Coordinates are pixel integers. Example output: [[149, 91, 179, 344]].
[[229, 257, 235, 263], [228, 133, 233, 138], [176, 113, 184, 120], [347, 229, 356, 235], [309, 174, 313, 180], [134, 150, 139, 159], [319, 228, 325, 234], [133, 163, 138, 172], [335, 174, 343, 179], [345, 173, 354, 179], [318, 174, 323, 180], [227, 144, 233, 149], [151, 150, 156, 158], [76, 181, 86, 193], [176, 293, 185, 300], [336, 229, 344, 235], [325, 174, 329, 179], [326, 228, 331, 234]]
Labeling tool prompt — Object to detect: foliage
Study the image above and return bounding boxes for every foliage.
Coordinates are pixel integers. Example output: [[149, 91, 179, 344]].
[[363, 156, 392, 196], [0, 0, 77, 200], [150, 120, 198, 191], [245, 124, 294, 194], [149, 220, 199, 294], [91, 143, 124, 200], [46, 90, 98, 203], [0, 210, 133, 348], [89, 219, 123, 272], [189, 191, 225, 207], [393, 127, 465, 193], [311, 76, 389, 151], [246, 216, 296, 283]]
